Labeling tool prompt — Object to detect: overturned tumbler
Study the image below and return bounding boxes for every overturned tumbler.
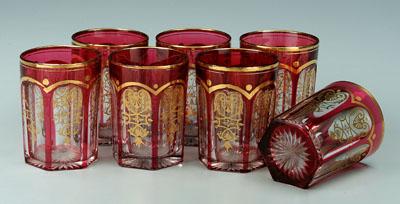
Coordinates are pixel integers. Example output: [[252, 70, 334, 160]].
[[259, 81, 384, 188]]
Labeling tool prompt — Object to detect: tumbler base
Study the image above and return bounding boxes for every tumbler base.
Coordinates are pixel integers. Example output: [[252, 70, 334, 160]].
[[25, 154, 97, 171], [116, 154, 183, 170], [199, 157, 265, 173]]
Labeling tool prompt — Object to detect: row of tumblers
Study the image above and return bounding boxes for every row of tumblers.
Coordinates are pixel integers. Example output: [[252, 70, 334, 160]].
[[20, 28, 320, 171]]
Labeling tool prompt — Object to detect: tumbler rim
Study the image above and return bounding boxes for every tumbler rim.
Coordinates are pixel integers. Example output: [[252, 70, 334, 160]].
[[196, 48, 279, 72], [109, 46, 188, 70], [20, 45, 101, 69], [72, 28, 149, 48], [156, 28, 231, 49], [240, 30, 319, 52]]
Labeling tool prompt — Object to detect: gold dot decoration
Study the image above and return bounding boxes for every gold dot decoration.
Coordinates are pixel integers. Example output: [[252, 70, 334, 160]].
[[42, 78, 49, 86], [355, 96, 362, 101], [153, 84, 159, 89], [206, 80, 212, 86], [84, 75, 91, 82], [245, 84, 253, 91], [115, 80, 120, 85], [292, 61, 300, 68]]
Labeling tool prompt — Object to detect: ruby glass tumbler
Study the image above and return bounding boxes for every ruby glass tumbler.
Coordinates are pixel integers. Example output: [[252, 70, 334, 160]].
[[109, 47, 188, 170], [156, 28, 231, 146], [20, 45, 101, 170], [241, 30, 319, 116], [259, 81, 384, 188], [72, 28, 148, 145], [196, 48, 278, 172]]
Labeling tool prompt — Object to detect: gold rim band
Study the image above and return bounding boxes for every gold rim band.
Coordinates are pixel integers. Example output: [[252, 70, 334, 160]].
[[72, 28, 149, 48], [109, 47, 188, 70], [240, 30, 319, 52], [156, 28, 231, 49], [196, 48, 278, 72], [20, 45, 101, 69]]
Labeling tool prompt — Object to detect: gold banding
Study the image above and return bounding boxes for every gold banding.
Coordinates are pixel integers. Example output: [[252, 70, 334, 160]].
[[196, 48, 279, 72], [240, 30, 319, 52], [197, 77, 274, 100], [20, 45, 101, 69], [21, 76, 89, 93], [71, 28, 149, 48], [109, 47, 188, 70], [114, 79, 185, 95], [156, 28, 231, 49], [280, 60, 317, 74]]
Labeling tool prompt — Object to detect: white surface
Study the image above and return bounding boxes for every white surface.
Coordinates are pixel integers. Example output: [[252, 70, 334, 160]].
[[0, 0, 399, 203]]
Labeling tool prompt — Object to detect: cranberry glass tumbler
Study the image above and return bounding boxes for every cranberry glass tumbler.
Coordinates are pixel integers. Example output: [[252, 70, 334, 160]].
[[156, 28, 231, 146], [259, 81, 384, 188], [72, 28, 148, 145], [20, 46, 101, 170], [241, 30, 319, 115], [109, 47, 188, 169], [196, 48, 278, 172]]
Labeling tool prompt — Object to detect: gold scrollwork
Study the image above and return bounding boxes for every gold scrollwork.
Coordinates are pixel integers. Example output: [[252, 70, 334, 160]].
[[213, 91, 243, 151], [197, 78, 273, 100], [185, 69, 197, 127], [102, 69, 112, 123], [328, 107, 372, 142], [160, 85, 185, 144], [53, 86, 83, 144], [296, 65, 316, 104], [121, 87, 153, 146]]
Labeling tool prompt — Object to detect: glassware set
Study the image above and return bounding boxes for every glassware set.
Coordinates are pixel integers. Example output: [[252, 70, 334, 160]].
[[19, 28, 384, 188]]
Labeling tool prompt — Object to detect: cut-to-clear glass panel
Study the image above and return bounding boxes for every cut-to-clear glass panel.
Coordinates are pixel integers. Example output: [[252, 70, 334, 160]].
[[88, 81, 100, 158], [159, 85, 185, 157], [120, 87, 152, 157], [52, 85, 83, 163], [197, 84, 208, 158], [21, 83, 45, 161], [296, 65, 317, 104], [212, 90, 244, 163]]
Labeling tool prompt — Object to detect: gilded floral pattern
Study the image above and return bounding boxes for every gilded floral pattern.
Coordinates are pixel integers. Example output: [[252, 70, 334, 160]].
[[102, 68, 112, 124], [160, 85, 185, 144], [313, 90, 349, 117], [53, 86, 83, 144], [213, 91, 243, 151], [121, 87, 152, 146], [275, 69, 292, 115]]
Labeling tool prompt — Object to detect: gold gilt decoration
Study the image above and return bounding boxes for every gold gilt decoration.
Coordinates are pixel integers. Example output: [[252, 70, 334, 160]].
[[21, 76, 89, 93], [185, 69, 198, 127], [22, 85, 44, 143], [160, 85, 185, 144], [53, 86, 83, 144], [275, 69, 293, 115], [121, 87, 152, 146], [113, 79, 185, 95], [251, 89, 275, 142], [328, 107, 372, 142], [280, 60, 317, 75], [89, 81, 100, 146], [296, 65, 316, 104], [313, 90, 349, 117], [213, 91, 243, 151], [102, 69, 112, 123], [197, 77, 273, 100]]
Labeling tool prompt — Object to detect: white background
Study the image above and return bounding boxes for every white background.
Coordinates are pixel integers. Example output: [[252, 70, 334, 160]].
[[0, 0, 399, 203]]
